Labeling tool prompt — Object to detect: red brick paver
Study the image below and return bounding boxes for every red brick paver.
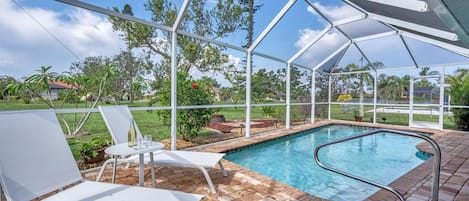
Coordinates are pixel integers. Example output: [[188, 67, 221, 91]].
[[7, 120, 467, 201]]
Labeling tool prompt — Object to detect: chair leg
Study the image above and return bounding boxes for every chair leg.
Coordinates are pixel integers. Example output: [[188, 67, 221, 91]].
[[197, 166, 216, 193], [96, 158, 115, 182], [218, 161, 228, 177], [150, 152, 156, 188], [112, 157, 118, 183], [1, 183, 3, 201]]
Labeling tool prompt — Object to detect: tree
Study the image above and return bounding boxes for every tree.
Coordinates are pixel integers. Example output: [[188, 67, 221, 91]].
[[0, 75, 17, 100], [341, 62, 382, 117], [277, 67, 309, 101], [8, 65, 117, 136], [251, 68, 282, 102], [151, 72, 216, 141], [415, 67, 438, 87], [8, 66, 59, 108], [447, 68, 469, 130], [238, 0, 262, 48], [110, 0, 245, 76], [378, 74, 400, 103], [112, 51, 151, 103]]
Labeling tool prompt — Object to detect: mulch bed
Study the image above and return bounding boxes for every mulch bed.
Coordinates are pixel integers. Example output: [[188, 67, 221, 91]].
[[207, 120, 279, 133]]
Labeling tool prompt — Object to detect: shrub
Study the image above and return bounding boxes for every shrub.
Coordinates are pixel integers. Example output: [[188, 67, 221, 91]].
[[448, 69, 469, 130], [58, 90, 81, 103], [262, 106, 274, 117], [79, 135, 111, 163], [152, 72, 216, 141], [337, 94, 352, 102]]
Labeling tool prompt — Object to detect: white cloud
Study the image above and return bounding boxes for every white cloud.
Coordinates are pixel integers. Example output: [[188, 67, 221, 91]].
[[295, 28, 321, 49], [0, 0, 124, 77], [289, 2, 361, 68], [294, 28, 346, 67], [307, 2, 363, 22]]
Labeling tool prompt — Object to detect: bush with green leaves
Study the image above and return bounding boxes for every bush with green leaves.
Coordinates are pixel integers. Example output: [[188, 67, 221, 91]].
[[79, 135, 111, 162], [448, 69, 469, 130], [151, 72, 216, 141]]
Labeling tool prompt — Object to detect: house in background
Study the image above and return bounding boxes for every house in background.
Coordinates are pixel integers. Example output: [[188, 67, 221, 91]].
[[42, 81, 76, 100]]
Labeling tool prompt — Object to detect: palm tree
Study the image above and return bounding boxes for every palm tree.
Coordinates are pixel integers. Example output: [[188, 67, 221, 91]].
[[8, 66, 58, 108], [416, 67, 438, 87], [343, 61, 383, 118]]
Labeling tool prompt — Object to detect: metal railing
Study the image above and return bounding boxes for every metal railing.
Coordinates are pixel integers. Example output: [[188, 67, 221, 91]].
[[314, 129, 441, 201]]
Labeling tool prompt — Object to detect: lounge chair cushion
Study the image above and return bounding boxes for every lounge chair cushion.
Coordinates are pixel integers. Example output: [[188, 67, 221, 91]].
[[43, 181, 203, 201]]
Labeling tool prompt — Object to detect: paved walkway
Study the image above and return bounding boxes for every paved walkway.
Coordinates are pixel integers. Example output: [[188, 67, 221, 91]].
[[75, 121, 468, 201], [368, 130, 469, 201]]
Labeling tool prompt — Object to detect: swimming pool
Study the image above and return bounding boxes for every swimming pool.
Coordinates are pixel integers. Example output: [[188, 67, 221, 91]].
[[225, 125, 430, 201]]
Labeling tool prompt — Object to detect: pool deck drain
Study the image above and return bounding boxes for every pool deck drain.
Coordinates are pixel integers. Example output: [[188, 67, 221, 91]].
[[77, 120, 468, 201]]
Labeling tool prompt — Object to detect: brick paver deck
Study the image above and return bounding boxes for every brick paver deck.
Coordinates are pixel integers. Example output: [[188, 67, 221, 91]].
[[9, 120, 467, 201], [83, 121, 469, 201]]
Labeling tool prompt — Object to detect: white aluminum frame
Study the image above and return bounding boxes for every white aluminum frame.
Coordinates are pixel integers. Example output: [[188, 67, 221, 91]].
[[367, 0, 429, 12], [169, 0, 191, 150], [52, 0, 469, 145]]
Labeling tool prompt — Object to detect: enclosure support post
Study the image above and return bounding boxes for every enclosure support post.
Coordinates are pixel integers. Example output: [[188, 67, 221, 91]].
[[328, 74, 332, 120], [439, 67, 445, 130], [409, 68, 415, 127], [169, 0, 190, 150], [311, 70, 316, 123], [245, 52, 252, 138], [373, 71, 377, 124], [286, 63, 291, 129]]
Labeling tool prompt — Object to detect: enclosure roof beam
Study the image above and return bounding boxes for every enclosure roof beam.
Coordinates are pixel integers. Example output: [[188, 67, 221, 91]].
[[352, 31, 397, 42], [288, 24, 332, 64], [288, 1, 367, 66], [400, 30, 469, 57], [55, 0, 248, 53], [177, 30, 247, 52], [342, 0, 469, 57], [56, 0, 172, 32], [399, 35, 420, 68], [427, 0, 469, 47], [329, 43, 351, 73], [252, 51, 287, 64], [312, 41, 352, 71], [368, 14, 458, 41], [344, 0, 458, 41], [248, 0, 297, 52], [306, 0, 375, 71], [332, 14, 366, 26], [330, 60, 469, 75], [353, 42, 375, 71], [172, 0, 190, 31], [367, 0, 429, 12], [304, 0, 333, 25]]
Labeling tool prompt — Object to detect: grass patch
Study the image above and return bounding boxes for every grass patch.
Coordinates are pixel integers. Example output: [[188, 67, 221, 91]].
[[1, 101, 457, 159]]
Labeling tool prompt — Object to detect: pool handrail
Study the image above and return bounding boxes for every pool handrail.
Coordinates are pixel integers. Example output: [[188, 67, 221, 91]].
[[314, 128, 441, 201]]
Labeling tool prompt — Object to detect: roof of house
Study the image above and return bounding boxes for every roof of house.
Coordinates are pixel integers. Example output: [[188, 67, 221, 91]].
[[414, 86, 434, 93], [48, 81, 77, 90]]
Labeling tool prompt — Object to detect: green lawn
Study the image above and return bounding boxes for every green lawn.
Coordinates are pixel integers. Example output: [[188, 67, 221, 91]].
[[329, 104, 456, 129], [0, 101, 458, 159]]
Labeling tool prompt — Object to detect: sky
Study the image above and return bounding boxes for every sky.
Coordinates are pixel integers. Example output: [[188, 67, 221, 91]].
[[1, 0, 469, 80]]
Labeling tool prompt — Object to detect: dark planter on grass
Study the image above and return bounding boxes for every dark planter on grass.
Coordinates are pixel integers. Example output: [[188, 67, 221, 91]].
[[82, 147, 106, 164]]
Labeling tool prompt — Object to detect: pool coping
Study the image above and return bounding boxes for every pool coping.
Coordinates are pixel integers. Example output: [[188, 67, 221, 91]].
[[190, 120, 449, 201]]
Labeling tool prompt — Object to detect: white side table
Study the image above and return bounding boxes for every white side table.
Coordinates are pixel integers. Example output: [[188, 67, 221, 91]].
[[104, 142, 164, 187]]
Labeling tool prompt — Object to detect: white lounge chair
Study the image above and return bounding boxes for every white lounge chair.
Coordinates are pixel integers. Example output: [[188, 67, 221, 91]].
[[0, 110, 203, 201], [97, 105, 227, 193]]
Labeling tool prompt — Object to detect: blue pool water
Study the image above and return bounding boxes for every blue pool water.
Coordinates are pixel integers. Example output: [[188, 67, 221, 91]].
[[225, 125, 430, 201]]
